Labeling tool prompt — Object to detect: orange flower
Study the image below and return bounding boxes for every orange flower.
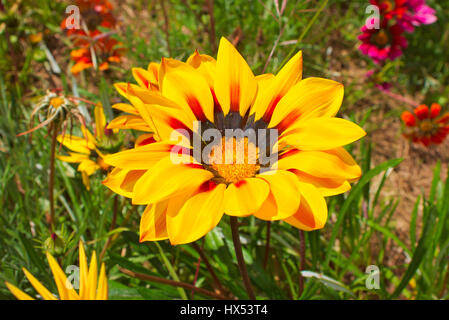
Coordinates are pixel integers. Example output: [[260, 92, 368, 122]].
[[69, 30, 124, 75], [61, 0, 123, 75], [401, 103, 449, 146]]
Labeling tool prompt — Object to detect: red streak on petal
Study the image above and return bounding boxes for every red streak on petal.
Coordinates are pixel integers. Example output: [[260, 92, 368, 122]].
[[277, 109, 302, 134], [230, 83, 240, 112], [211, 88, 222, 113], [262, 95, 282, 123], [199, 180, 217, 192], [185, 163, 204, 169], [186, 95, 207, 121], [234, 180, 247, 188], [138, 136, 156, 146], [135, 70, 149, 88]]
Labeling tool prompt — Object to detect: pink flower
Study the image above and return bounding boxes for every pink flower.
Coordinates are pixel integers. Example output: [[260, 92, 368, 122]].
[[358, 18, 408, 64], [399, 0, 437, 32]]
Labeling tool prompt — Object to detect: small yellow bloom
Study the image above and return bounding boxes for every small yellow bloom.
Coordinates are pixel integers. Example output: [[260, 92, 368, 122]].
[[57, 103, 110, 190], [5, 241, 108, 300]]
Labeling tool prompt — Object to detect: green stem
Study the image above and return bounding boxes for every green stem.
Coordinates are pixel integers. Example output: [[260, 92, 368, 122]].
[[48, 123, 58, 232], [230, 216, 256, 299], [155, 242, 188, 300]]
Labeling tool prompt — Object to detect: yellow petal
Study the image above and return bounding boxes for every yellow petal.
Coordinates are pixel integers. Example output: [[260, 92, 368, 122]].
[[103, 141, 176, 170], [112, 103, 139, 115], [135, 133, 156, 146], [132, 158, 214, 205], [269, 77, 344, 130], [5, 282, 35, 300], [107, 114, 152, 132], [277, 148, 361, 181], [186, 50, 217, 89], [22, 268, 57, 300], [279, 117, 366, 151], [140, 202, 169, 242], [167, 183, 226, 245], [81, 171, 90, 190], [132, 67, 155, 90], [94, 103, 107, 140], [126, 93, 193, 140], [102, 168, 145, 198], [87, 251, 98, 300], [284, 182, 328, 230], [293, 170, 351, 197], [254, 170, 300, 221], [214, 37, 257, 116], [159, 58, 214, 122], [57, 152, 89, 163], [78, 241, 89, 300], [57, 135, 93, 154], [253, 51, 302, 121], [95, 263, 108, 300], [224, 178, 269, 216], [46, 252, 79, 300]]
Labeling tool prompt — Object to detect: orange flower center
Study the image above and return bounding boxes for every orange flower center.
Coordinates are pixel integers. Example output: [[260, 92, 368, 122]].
[[420, 121, 434, 132], [50, 97, 64, 109], [206, 137, 259, 184], [374, 30, 389, 46]]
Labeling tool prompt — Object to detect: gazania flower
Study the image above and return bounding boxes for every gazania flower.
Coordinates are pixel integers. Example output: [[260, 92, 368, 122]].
[[401, 103, 449, 146], [398, 0, 437, 32], [102, 37, 366, 245], [5, 241, 108, 300], [57, 103, 111, 189], [358, 17, 407, 63]]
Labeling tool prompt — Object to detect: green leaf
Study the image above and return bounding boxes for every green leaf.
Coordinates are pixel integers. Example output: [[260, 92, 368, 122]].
[[390, 206, 438, 299]]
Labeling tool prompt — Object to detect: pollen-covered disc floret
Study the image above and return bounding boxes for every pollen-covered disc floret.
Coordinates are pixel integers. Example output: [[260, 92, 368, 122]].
[[205, 137, 260, 184]]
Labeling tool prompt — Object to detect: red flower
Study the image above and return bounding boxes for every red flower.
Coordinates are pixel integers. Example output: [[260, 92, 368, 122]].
[[358, 18, 407, 63], [401, 103, 449, 146]]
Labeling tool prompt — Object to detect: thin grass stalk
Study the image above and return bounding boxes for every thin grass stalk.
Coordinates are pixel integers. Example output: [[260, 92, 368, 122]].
[[192, 242, 228, 296], [159, 0, 171, 55], [119, 267, 226, 300], [276, 0, 328, 73], [48, 123, 59, 232], [263, 221, 271, 269], [99, 194, 119, 261], [205, 0, 217, 53], [298, 230, 306, 297], [230, 216, 256, 299]]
